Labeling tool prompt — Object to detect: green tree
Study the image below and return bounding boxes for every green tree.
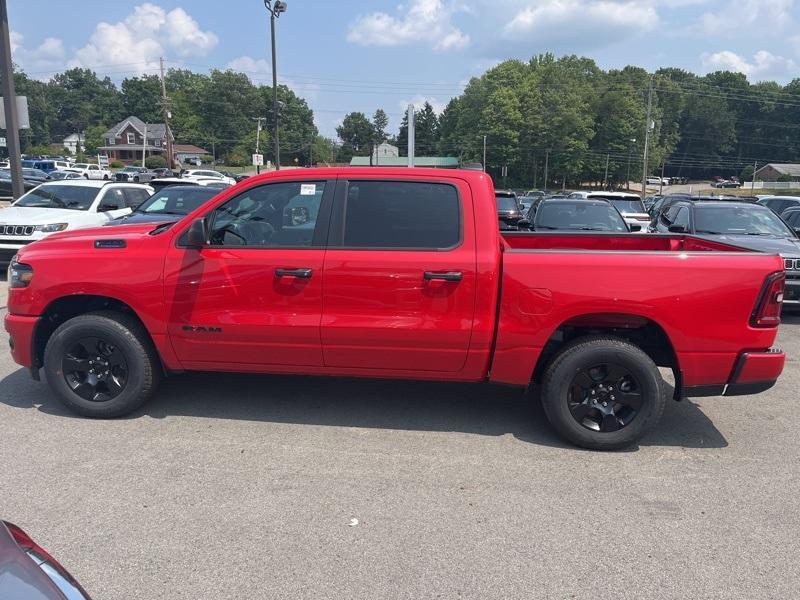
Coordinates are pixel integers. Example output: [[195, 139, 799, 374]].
[[121, 75, 163, 123], [336, 112, 373, 161], [372, 109, 389, 144]]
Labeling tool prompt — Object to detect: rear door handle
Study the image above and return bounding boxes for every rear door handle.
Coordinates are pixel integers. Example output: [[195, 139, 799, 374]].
[[275, 268, 313, 278], [424, 271, 463, 282]]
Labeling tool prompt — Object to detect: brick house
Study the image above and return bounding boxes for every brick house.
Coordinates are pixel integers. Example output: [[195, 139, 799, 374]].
[[97, 116, 173, 163]]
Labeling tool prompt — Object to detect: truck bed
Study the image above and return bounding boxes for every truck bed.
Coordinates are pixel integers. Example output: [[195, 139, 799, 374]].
[[491, 231, 783, 389], [501, 232, 751, 253]]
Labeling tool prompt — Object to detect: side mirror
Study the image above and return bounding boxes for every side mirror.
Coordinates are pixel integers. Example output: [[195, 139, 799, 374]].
[[629, 223, 642, 232], [97, 203, 118, 212], [668, 224, 688, 233], [516, 218, 531, 229], [186, 218, 208, 248]]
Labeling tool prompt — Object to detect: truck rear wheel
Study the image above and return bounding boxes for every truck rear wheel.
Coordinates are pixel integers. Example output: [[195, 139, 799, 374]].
[[540, 336, 665, 450], [43, 311, 160, 418]]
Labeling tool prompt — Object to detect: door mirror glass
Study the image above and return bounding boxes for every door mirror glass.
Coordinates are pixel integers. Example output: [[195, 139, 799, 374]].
[[97, 203, 117, 212], [668, 224, 688, 233], [516, 218, 531, 229], [186, 218, 208, 248]]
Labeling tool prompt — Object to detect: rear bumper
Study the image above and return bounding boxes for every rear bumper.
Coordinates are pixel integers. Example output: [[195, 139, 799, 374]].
[[685, 349, 785, 397], [5, 313, 39, 369]]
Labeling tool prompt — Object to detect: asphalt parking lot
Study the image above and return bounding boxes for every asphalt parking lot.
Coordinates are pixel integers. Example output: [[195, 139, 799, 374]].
[[1, 282, 798, 600]]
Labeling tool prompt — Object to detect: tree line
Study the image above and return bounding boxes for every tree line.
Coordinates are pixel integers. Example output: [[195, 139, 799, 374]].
[[337, 54, 800, 187], [6, 54, 800, 184], [8, 67, 325, 167]]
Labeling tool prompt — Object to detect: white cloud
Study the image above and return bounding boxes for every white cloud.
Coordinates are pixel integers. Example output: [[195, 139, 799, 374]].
[[9, 32, 66, 77], [701, 49, 798, 79], [503, 1, 659, 42], [347, 0, 470, 51], [69, 3, 218, 73], [699, 0, 794, 34]]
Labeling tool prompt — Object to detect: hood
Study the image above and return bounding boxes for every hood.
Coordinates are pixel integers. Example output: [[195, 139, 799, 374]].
[[0, 206, 89, 224], [16, 223, 159, 261], [105, 213, 181, 226], [700, 233, 800, 256]]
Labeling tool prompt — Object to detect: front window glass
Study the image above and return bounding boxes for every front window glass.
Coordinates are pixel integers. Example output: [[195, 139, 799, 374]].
[[209, 181, 325, 247], [14, 185, 99, 210], [535, 201, 628, 231], [694, 206, 795, 236]]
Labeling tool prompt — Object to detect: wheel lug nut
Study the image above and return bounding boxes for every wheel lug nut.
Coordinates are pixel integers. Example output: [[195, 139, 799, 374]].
[[602, 401, 607, 406], [611, 395, 615, 401]]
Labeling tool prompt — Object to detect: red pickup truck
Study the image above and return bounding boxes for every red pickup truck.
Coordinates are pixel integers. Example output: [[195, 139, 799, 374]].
[[5, 168, 786, 449]]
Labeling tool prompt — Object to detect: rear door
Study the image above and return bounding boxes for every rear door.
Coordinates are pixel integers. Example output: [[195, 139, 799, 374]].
[[321, 177, 476, 372]]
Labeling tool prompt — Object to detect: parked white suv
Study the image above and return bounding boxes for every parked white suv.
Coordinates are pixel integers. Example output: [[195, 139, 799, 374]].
[[66, 163, 112, 180], [0, 180, 153, 264], [567, 191, 651, 232], [181, 169, 236, 186]]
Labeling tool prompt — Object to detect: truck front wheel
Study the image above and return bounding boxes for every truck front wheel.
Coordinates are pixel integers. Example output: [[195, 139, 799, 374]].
[[43, 311, 161, 418], [540, 336, 666, 450]]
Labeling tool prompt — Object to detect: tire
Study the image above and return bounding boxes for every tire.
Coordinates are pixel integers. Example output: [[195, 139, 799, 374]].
[[103, 174, 109, 180], [540, 336, 666, 451], [133, 176, 139, 182], [43, 311, 161, 418], [83, 174, 89, 179]]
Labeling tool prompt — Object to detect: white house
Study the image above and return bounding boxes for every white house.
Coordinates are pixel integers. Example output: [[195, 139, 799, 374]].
[[62, 133, 85, 155], [373, 142, 399, 163]]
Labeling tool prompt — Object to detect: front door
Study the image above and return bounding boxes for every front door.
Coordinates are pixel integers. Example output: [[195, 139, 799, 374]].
[[321, 178, 476, 373], [163, 178, 334, 368]]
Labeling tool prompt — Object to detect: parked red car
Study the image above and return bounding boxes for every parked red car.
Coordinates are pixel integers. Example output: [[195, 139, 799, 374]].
[[0, 521, 92, 599], [5, 168, 786, 449]]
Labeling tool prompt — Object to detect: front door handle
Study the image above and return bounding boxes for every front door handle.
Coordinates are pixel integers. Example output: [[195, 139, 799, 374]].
[[275, 268, 313, 278], [424, 271, 463, 282]]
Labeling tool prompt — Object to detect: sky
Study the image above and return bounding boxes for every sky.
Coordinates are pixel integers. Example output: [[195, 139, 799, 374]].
[[7, 0, 800, 137]]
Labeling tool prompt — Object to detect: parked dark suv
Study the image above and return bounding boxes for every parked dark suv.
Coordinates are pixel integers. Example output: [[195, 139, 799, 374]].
[[495, 190, 523, 229]]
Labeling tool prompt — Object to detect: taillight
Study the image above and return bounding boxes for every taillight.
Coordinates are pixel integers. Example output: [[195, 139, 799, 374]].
[[751, 271, 785, 327]]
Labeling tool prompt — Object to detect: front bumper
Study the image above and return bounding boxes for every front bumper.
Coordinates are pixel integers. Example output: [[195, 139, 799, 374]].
[[5, 313, 40, 370]]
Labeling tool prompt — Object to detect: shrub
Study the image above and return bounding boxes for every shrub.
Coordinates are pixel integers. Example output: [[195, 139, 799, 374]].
[[110, 159, 124, 169], [226, 153, 248, 167], [145, 155, 167, 169]]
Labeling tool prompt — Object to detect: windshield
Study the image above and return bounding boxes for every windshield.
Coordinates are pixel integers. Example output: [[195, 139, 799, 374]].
[[496, 196, 519, 211], [694, 206, 795, 236], [14, 184, 99, 210], [606, 199, 646, 214], [136, 187, 218, 215], [535, 201, 628, 231]]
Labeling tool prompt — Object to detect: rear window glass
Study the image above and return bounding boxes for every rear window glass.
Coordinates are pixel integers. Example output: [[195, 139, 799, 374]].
[[496, 196, 519, 211], [535, 201, 627, 232], [343, 181, 460, 249]]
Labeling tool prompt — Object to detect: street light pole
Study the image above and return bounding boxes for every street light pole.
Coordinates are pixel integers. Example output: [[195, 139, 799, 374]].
[[0, 0, 24, 199], [264, 1, 287, 171]]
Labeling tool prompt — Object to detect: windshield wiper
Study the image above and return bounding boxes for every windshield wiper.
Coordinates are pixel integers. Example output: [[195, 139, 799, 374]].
[[535, 225, 560, 230], [695, 229, 722, 235], [576, 227, 608, 231], [744, 232, 774, 236]]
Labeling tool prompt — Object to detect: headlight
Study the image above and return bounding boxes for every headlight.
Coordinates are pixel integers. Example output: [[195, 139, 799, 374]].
[[34, 223, 68, 233], [8, 258, 33, 288]]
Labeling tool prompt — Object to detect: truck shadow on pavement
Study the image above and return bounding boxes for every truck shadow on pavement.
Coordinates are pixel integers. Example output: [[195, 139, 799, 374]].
[[0, 368, 727, 450]]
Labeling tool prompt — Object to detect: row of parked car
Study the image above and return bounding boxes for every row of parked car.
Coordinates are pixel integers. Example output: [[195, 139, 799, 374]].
[[497, 189, 800, 306]]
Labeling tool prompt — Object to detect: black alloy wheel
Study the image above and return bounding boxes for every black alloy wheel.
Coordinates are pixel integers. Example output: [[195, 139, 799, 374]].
[[62, 336, 128, 402], [568, 362, 642, 432]]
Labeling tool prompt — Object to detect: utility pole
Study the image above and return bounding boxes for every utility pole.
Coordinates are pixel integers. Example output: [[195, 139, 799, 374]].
[[0, 0, 23, 198], [543, 149, 551, 193], [253, 117, 265, 174], [641, 76, 654, 201], [482, 135, 487, 172], [264, 1, 287, 171], [159, 57, 174, 172], [659, 160, 665, 194], [626, 138, 636, 191], [752, 160, 757, 191], [533, 155, 538, 189], [603, 153, 610, 190]]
